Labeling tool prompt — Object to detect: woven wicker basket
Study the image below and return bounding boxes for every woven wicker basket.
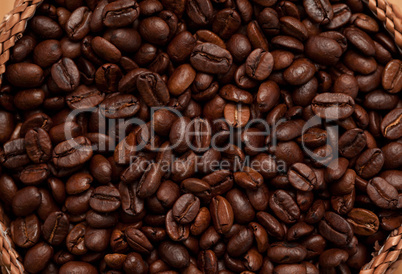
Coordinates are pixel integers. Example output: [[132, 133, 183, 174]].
[[0, 0, 401, 273]]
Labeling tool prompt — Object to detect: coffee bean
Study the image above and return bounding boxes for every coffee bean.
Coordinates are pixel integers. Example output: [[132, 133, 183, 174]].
[[312, 93, 355, 120], [52, 136, 93, 168], [51, 58, 80, 92], [11, 214, 41, 248], [303, 0, 334, 25], [284, 58, 316, 86], [137, 72, 170, 107], [66, 7, 92, 41], [210, 195, 234, 234], [346, 208, 379, 236], [382, 60, 402, 94], [23, 242, 54, 273], [125, 226, 154, 254], [102, 0, 140, 28], [288, 163, 317, 191], [173, 194, 201, 224], [6, 63, 44, 88], [381, 108, 402, 140], [90, 186, 121, 212], [190, 43, 233, 74], [355, 148, 384, 179], [367, 177, 398, 209], [43, 211, 69, 245]]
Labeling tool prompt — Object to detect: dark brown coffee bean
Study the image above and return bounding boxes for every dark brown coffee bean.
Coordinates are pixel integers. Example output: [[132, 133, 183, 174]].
[[305, 36, 342, 65], [191, 43, 233, 74], [367, 177, 398, 209], [319, 212, 353, 246], [158, 241, 190, 269], [125, 226, 154, 255], [137, 72, 170, 107], [51, 58, 80, 92], [288, 163, 317, 191], [338, 128, 367, 158], [102, 0, 140, 28], [52, 136, 93, 168], [346, 208, 379, 236], [382, 60, 402, 94], [42, 211, 69, 245], [269, 190, 300, 224], [59, 261, 97, 274], [66, 7, 92, 41], [381, 108, 402, 140], [6, 63, 44, 88], [355, 148, 384, 179], [267, 242, 307, 264], [284, 58, 316, 86], [210, 195, 234, 234], [303, 0, 334, 25], [173, 194, 201, 224], [90, 186, 121, 212], [100, 94, 140, 119], [312, 93, 355, 120], [23, 242, 54, 273], [11, 214, 41, 248]]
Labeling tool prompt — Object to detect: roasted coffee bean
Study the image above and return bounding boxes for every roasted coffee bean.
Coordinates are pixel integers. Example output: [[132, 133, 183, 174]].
[[66, 7, 92, 41], [125, 226, 154, 254], [100, 94, 140, 119], [382, 60, 402, 94], [60, 261, 97, 274], [210, 195, 234, 234], [6, 63, 44, 88], [173, 194, 201, 224], [90, 186, 121, 212], [367, 177, 398, 209], [381, 108, 402, 140], [303, 0, 334, 24], [287, 163, 317, 191], [25, 128, 52, 164], [346, 208, 379, 236], [305, 35, 342, 65], [12, 187, 41, 216], [319, 212, 353, 246], [355, 148, 384, 179], [267, 242, 307, 264], [158, 241, 190, 269], [284, 58, 316, 86], [102, 0, 140, 28], [312, 93, 355, 120], [137, 72, 170, 107], [245, 48, 274, 81], [190, 43, 233, 74], [11, 214, 41, 248], [52, 136, 93, 168], [51, 58, 80, 92], [338, 128, 367, 158], [43, 211, 69, 245], [269, 190, 300, 224], [23, 242, 54, 273]]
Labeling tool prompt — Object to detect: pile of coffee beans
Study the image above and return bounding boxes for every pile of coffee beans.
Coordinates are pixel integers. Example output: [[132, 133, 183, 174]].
[[0, 0, 401, 273]]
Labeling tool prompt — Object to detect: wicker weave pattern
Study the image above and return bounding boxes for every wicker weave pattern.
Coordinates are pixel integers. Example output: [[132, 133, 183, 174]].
[[0, 0, 400, 274], [0, 0, 43, 85], [364, 0, 402, 51], [360, 226, 402, 274], [0, 206, 23, 274]]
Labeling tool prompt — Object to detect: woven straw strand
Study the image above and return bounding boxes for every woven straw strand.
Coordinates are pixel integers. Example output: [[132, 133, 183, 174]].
[[360, 226, 402, 274], [0, 0, 43, 85]]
